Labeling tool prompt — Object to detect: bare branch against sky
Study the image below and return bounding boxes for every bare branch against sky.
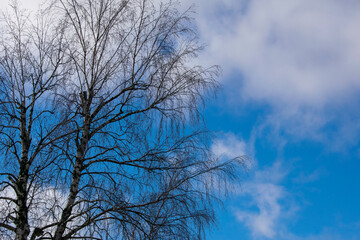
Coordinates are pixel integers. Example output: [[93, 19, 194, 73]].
[[0, 0, 245, 239]]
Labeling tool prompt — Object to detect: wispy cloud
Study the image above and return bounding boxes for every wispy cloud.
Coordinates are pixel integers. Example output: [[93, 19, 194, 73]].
[[211, 133, 247, 158], [292, 168, 326, 184], [236, 183, 284, 238], [210, 132, 254, 173], [235, 161, 297, 239]]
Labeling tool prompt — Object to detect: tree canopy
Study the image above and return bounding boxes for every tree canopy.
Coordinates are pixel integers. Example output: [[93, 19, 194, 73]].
[[0, 0, 245, 239]]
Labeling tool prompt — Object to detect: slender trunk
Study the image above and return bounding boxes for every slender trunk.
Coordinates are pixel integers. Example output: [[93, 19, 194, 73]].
[[54, 93, 90, 239], [14, 162, 30, 240], [53, 154, 83, 239], [15, 104, 30, 240]]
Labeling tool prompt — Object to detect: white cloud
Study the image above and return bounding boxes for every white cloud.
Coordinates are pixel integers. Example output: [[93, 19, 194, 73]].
[[184, 0, 360, 144], [211, 132, 255, 171], [211, 133, 247, 159], [237, 183, 284, 238], [194, 0, 360, 107], [235, 161, 296, 239]]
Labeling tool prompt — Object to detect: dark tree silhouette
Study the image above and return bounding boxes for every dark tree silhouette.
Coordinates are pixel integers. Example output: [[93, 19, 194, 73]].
[[0, 0, 245, 239]]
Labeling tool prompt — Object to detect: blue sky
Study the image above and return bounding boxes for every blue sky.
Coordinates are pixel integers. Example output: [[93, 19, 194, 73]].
[[181, 0, 360, 239]]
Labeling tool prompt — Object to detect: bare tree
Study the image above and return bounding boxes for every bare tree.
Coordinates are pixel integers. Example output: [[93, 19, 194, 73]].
[[0, 2, 72, 239], [0, 0, 245, 239]]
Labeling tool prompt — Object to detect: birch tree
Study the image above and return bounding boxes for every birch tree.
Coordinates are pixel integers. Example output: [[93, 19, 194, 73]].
[[0, 0, 245, 239]]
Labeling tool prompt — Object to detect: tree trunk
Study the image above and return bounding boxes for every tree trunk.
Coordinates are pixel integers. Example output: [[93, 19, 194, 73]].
[[53, 157, 82, 239], [15, 104, 31, 240], [54, 97, 90, 239]]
